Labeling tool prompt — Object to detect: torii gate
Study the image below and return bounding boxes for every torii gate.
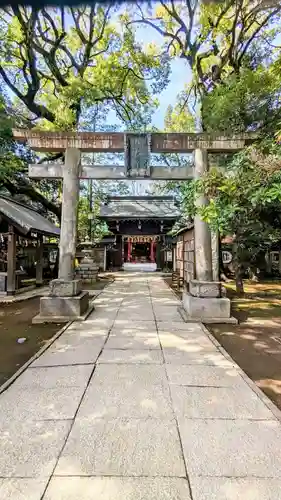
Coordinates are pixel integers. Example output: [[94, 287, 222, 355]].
[[13, 129, 255, 323]]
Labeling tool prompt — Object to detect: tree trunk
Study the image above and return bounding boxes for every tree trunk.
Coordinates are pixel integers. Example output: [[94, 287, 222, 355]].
[[233, 241, 244, 294], [218, 236, 231, 282], [235, 267, 244, 294]]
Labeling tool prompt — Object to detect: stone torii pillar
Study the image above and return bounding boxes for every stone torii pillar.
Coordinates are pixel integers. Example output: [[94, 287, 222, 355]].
[[182, 148, 235, 323], [37, 148, 89, 322]]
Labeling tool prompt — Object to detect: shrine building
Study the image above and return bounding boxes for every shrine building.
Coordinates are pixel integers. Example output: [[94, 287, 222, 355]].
[[98, 196, 180, 272]]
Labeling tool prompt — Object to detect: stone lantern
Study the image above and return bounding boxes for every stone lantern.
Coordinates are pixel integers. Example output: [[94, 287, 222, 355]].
[[75, 236, 99, 283]]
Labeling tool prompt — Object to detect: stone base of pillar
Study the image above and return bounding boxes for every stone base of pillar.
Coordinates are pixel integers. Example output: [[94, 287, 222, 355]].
[[32, 278, 92, 323], [33, 291, 91, 323], [49, 279, 82, 297], [181, 289, 237, 324], [189, 279, 221, 298]]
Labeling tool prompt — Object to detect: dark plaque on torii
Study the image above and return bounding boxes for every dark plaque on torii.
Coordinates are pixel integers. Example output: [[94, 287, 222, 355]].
[[124, 133, 151, 178]]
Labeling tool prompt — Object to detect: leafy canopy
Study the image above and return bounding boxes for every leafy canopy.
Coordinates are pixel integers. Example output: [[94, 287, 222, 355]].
[[0, 6, 170, 128]]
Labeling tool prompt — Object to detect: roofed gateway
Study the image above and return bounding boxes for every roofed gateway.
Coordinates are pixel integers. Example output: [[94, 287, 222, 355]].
[[97, 196, 179, 272]]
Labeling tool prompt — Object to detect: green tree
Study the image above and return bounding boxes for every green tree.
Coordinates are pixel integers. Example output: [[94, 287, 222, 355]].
[[0, 6, 168, 128], [134, 1, 281, 291], [0, 6, 169, 216], [133, 0, 281, 126], [202, 66, 281, 134], [181, 146, 281, 292]]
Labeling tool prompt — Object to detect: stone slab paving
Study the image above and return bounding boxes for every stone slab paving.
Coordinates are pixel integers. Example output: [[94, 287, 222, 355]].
[[0, 273, 281, 499]]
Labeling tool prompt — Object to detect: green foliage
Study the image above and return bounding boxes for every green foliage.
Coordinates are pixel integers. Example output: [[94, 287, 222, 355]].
[[0, 7, 170, 216], [78, 193, 109, 242], [0, 6, 169, 129], [135, 0, 281, 97], [0, 88, 30, 186], [164, 102, 194, 133], [182, 147, 281, 271], [202, 67, 281, 134]]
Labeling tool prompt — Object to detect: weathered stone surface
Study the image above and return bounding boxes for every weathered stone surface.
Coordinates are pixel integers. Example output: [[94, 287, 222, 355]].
[[32, 336, 104, 366], [13, 365, 92, 389], [14, 129, 255, 153], [151, 132, 254, 152], [110, 327, 157, 338], [0, 478, 48, 500], [29, 164, 129, 180], [33, 345, 101, 366], [104, 333, 160, 350], [156, 321, 199, 331], [190, 477, 281, 500], [54, 326, 107, 340], [163, 347, 235, 367], [158, 331, 216, 350], [14, 130, 125, 152], [55, 418, 186, 476], [112, 320, 157, 331], [89, 305, 118, 319], [117, 308, 154, 321], [151, 296, 180, 306], [125, 133, 151, 177], [66, 322, 109, 335], [0, 273, 6, 292], [40, 291, 89, 318], [194, 149, 213, 282], [178, 419, 281, 477], [189, 279, 221, 298], [0, 420, 71, 477], [0, 386, 85, 421], [2, 272, 281, 499], [171, 386, 274, 419], [77, 381, 173, 419], [49, 279, 82, 297], [92, 364, 168, 387], [98, 349, 164, 364], [166, 364, 240, 386], [44, 477, 192, 500], [182, 290, 231, 321], [58, 148, 80, 281], [153, 306, 184, 322]]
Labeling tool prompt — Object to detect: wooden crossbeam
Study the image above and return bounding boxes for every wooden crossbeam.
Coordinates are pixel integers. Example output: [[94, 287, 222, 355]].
[[29, 163, 194, 180], [14, 129, 257, 153]]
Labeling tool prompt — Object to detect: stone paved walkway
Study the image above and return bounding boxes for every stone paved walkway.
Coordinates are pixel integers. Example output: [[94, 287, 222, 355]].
[[1, 273, 281, 499]]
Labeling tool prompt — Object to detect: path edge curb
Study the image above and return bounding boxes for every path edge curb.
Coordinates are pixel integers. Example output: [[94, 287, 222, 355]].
[[0, 321, 72, 396], [0, 283, 109, 395], [202, 323, 281, 423]]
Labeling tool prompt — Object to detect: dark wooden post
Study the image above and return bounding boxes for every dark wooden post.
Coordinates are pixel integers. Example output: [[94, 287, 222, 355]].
[[36, 235, 44, 286], [7, 225, 16, 295]]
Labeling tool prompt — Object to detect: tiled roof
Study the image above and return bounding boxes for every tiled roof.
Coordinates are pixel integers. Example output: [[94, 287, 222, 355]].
[[0, 196, 60, 236], [100, 197, 180, 220]]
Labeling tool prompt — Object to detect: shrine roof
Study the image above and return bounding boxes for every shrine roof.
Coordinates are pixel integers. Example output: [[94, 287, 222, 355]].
[[0, 196, 60, 237], [99, 196, 180, 220]]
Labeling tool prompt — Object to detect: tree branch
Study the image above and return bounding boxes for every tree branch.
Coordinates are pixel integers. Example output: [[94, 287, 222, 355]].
[[3, 177, 61, 220]]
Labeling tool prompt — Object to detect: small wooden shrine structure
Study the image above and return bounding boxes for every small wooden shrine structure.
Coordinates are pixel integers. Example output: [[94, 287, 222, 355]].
[[0, 196, 60, 295], [97, 196, 179, 271]]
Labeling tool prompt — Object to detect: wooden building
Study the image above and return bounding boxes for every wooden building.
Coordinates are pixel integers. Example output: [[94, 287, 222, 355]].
[[174, 224, 195, 285], [98, 196, 179, 272], [0, 196, 60, 295]]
